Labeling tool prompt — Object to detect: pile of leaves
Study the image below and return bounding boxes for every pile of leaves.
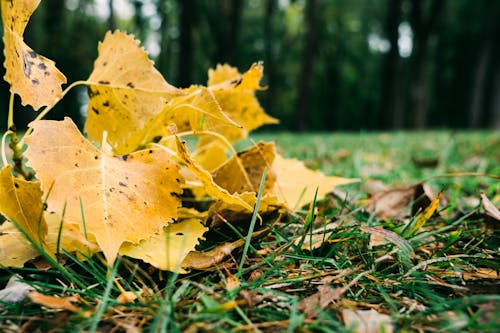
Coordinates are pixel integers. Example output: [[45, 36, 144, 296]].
[[0, 0, 354, 271], [1, 1, 499, 332]]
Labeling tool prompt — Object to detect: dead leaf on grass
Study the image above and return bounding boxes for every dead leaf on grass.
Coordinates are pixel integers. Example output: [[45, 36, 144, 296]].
[[0, 275, 34, 304], [27, 291, 80, 312], [481, 192, 500, 222], [342, 308, 394, 333]]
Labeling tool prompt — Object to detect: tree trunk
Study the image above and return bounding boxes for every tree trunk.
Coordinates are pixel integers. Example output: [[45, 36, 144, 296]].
[[108, 0, 116, 31], [177, 0, 194, 87], [296, 0, 318, 131], [468, 42, 490, 128], [380, 0, 403, 129], [158, 0, 171, 78], [491, 66, 500, 129], [409, 0, 445, 129], [263, 0, 277, 115]]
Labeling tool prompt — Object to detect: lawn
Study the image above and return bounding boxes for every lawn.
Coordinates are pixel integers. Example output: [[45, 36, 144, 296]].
[[1, 130, 499, 332]]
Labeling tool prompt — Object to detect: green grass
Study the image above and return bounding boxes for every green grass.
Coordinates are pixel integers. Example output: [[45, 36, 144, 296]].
[[1, 131, 499, 332]]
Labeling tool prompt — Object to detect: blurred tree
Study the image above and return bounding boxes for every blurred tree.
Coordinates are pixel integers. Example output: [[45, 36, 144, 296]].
[[408, 0, 445, 129], [295, 0, 317, 131], [380, 0, 403, 129], [177, 0, 195, 87]]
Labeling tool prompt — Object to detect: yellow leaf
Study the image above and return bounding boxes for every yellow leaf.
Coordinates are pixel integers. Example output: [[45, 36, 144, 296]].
[[193, 139, 229, 172], [0, 166, 49, 251], [2, 0, 66, 110], [24, 118, 182, 264], [207, 193, 281, 228], [175, 137, 253, 211], [120, 218, 207, 273], [272, 154, 358, 209], [206, 63, 279, 142], [84, 31, 180, 154], [0, 222, 39, 267], [405, 193, 441, 236], [213, 142, 276, 194]]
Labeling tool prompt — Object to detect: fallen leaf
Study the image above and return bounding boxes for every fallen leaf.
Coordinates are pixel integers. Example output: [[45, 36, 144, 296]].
[[175, 137, 253, 211], [202, 63, 279, 143], [119, 218, 207, 273], [366, 183, 435, 219], [0, 165, 51, 263], [181, 238, 245, 271], [342, 309, 393, 333], [213, 142, 276, 194], [481, 192, 500, 222], [298, 284, 344, 318], [25, 118, 182, 264], [2, 0, 66, 109], [116, 291, 138, 304], [27, 291, 80, 312], [403, 193, 441, 237], [0, 222, 40, 267], [272, 154, 357, 209], [84, 31, 180, 154], [0, 275, 34, 304], [360, 226, 414, 258]]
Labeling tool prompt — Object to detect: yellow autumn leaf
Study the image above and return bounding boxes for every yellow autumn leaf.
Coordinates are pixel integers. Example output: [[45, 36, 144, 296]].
[[0, 222, 39, 267], [208, 192, 281, 228], [2, 0, 66, 110], [212, 141, 276, 194], [24, 118, 183, 264], [84, 31, 180, 154], [120, 218, 207, 273], [205, 63, 279, 142], [162, 86, 243, 136], [193, 138, 229, 172], [0, 166, 49, 253], [175, 137, 253, 211], [272, 154, 358, 209]]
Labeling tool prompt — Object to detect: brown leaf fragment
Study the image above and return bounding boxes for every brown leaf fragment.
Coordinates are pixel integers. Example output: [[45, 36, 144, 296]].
[[481, 192, 500, 222], [182, 238, 245, 270], [0, 275, 34, 304], [366, 183, 435, 219], [298, 284, 344, 318], [360, 226, 414, 257], [342, 309, 393, 333], [27, 291, 80, 313]]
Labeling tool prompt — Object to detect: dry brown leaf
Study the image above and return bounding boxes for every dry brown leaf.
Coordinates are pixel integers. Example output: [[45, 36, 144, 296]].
[[213, 142, 276, 194], [119, 218, 207, 273], [272, 154, 357, 209], [342, 309, 393, 333], [27, 291, 80, 313], [182, 238, 245, 271], [481, 192, 500, 221], [360, 226, 414, 257], [84, 31, 180, 154], [298, 284, 344, 318], [25, 118, 182, 264], [2, 0, 66, 109]]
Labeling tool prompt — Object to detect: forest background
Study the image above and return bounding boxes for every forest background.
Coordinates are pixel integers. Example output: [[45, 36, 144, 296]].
[[1, 0, 499, 131]]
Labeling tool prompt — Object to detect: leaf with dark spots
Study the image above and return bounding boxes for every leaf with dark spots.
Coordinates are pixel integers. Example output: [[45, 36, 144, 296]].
[[102, 101, 109, 107], [38, 63, 47, 70], [119, 182, 127, 187], [127, 82, 135, 88], [91, 107, 99, 115], [121, 155, 129, 161], [98, 80, 110, 85]]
